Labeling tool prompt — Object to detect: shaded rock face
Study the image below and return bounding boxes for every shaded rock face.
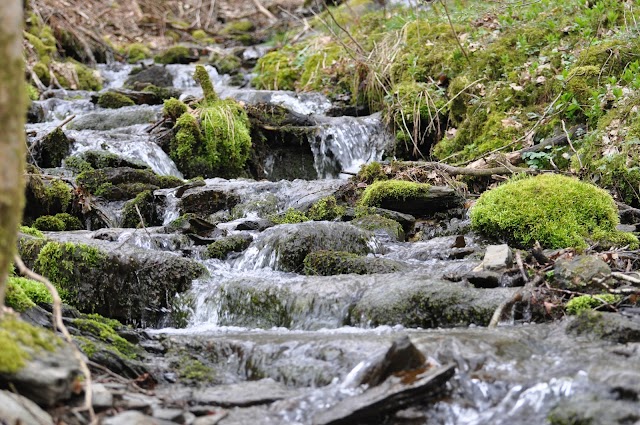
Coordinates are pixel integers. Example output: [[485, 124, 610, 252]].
[[237, 221, 376, 273], [125, 65, 174, 88], [19, 234, 205, 326], [179, 186, 241, 217], [0, 390, 54, 425]]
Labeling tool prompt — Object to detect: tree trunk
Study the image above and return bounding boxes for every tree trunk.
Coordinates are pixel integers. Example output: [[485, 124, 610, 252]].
[[0, 0, 26, 307]]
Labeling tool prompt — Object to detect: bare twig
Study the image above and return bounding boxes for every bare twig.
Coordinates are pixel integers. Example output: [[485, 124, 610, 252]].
[[562, 120, 583, 169], [252, 0, 277, 22], [321, 0, 365, 55], [56, 114, 76, 131], [14, 256, 96, 425]]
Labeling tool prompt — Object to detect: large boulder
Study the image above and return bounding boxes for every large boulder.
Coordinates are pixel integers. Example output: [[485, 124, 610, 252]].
[[18, 234, 205, 326]]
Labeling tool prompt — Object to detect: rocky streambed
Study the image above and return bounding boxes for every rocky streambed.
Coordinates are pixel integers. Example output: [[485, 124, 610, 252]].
[[6, 59, 640, 425]]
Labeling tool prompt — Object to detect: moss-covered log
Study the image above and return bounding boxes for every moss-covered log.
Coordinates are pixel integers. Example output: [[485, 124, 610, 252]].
[[0, 0, 26, 306]]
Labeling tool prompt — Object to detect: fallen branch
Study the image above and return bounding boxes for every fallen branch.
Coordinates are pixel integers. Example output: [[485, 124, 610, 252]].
[[14, 255, 96, 424], [392, 161, 537, 177]]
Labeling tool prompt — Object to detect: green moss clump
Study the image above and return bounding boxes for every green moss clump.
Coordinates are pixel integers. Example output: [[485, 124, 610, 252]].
[[97, 91, 135, 109], [71, 60, 103, 91], [359, 180, 431, 207], [126, 43, 151, 63], [5, 279, 36, 312], [204, 234, 253, 260], [35, 241, 106, 305], [121, 190, 155, 228], [168, 78, 251, 179], [210, 53, 242, 75], [356, 162, 388, 184], [72, 317, 138, 359], [221, 20, 255, 34], [19, 226, 44, 238], [37, 127, 71, 168], [192, 29, 208, 40], [179, 356, 214, 382], [252, 51, 298, 91], [470, 174, 638, 249], [0, 317, 58, 374], [33, 215, 65, 231], [307, 196, 345, 221], [352, 214, 405, 241], [63, 155, 93, 174], [55, 213, 83, 230], [46, 179, 73, 212], [270, 208, 310, 224], [155, 45, 192, 64], [194, 65, 218, 103], [33, 62, 50, 86], [566, 294, 618, 315], [163, 98, 188, 121], [26, 84, 39, 101]]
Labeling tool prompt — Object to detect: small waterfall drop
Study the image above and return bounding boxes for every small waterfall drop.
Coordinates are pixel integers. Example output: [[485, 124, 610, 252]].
[[310, 112, 393, 178]]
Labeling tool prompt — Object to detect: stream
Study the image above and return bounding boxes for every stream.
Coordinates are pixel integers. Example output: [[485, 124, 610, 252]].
[[24, 62, 640, 425]]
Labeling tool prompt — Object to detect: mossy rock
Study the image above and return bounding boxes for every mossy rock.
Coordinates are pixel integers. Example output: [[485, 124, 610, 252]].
[[0, 316, 59, 374], [352, 214, 405, 242], [72, 150, 149, 171], [470, 174, 638, 249], [124, 65, 174, 88], [252, 51, 298, 91], [270, 208, 310, 225], [163, 98, 188, 121], [155, 45, 194, 64], [97, 91, 135, 109], [210, 53, 242, 75], [121, 190, 157, 228], [77, 167, 182, 201], [30, 127, 72, 168], [168, 66, 252, 179], [24, 172, 74, 221], [204, 234, 253, 260], [356, 162, 388, 184], [32, 215, 65, 231], [359, 180, 461, 217], [303, 250, 404, 276]]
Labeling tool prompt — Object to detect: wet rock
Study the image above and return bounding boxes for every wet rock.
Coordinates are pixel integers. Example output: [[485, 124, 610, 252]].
[[27, 101, 46, 123], [152, 407, 192, 423], [567, 310, 640, 343], [30, 127, 72, 168], [180, 186, 241, 216], [303, 250, 405, 276], [235, 218, 272, 231], [192, 410, 228, 425], [547, 396, 640, 425], [240, 221, 375, 272], [174, 179, 207, 198], [68, 106, 160, 131], [406, 236, 478, 261], [352, 276, 518, 328], [104, 88, 182, 106], [553, 255, 611, 291], [125, 65, 174, 88], [205, 234, 253, 260], [0, 390, 53, 425], [312, 363, 455, 425], [466, 270, 501, 288], [342, 335, 426, 388], [192, 379, 299, 407], [19, 233, 205, 326], [352, 214, 405, 242], [479, 244, 513, 270]]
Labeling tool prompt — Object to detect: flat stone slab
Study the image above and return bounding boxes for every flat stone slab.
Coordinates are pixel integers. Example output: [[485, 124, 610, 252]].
[[481, 244, 513, 271], [192, 379, 300, 407]]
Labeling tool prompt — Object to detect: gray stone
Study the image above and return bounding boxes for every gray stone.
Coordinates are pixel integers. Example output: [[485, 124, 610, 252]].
[[553, 255, 611, 290], [547, 396, 640, 425], [152, 407, 188, 422], [192, 378, 298, 407], [0, 390, 53, 425], [68, 106, 160, 131], [103, 410, 174, 425], [192, 410, 228, 425], [481, 244, 513, 270], [92, 383, 114, 410]]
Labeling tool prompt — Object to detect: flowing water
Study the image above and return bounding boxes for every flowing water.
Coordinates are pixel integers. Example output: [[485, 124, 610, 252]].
[[27, 64, 638, 425]]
